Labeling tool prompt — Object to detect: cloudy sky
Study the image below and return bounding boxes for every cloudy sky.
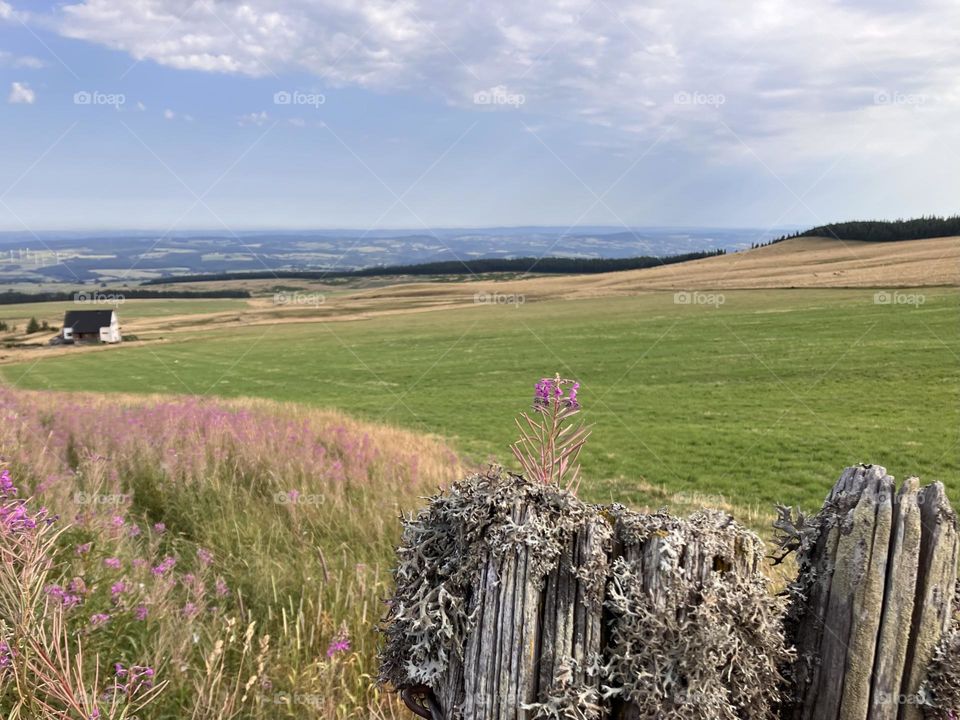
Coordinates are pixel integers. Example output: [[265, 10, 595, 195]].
[[1, 0, 958, 231]]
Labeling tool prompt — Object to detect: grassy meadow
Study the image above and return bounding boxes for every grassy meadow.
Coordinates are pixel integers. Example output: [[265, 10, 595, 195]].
[[3, 287, 957, 511]]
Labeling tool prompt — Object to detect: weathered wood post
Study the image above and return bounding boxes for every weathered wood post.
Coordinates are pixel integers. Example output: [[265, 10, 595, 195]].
[[380, 468, 788, 719], [777, 464, 958, 720], [381, 464, 958, 719]]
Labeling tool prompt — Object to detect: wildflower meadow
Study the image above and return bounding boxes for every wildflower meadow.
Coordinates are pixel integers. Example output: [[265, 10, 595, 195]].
[[0, 388, 462, 718]]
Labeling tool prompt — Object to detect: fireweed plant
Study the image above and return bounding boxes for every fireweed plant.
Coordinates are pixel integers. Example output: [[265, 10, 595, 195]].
[[511, 375, 591, 493], [0, 467, 166, 719]]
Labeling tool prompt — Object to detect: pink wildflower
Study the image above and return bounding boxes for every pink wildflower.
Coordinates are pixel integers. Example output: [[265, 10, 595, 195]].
[[326, 631, 351, 658], [215, 577, 229, 597], [152, 556, 176, 576]]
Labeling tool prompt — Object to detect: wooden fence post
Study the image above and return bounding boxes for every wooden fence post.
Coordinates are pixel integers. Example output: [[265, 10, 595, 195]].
[[382, 465, 958, 720], [779, 464, 958, 720]]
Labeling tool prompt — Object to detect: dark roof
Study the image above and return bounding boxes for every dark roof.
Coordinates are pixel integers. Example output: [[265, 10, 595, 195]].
[[63, 310, 115, 333]]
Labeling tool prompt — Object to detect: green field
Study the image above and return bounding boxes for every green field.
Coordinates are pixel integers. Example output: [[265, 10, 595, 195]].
[[0, 298, 250, 325], [3, 288, 957, 510]]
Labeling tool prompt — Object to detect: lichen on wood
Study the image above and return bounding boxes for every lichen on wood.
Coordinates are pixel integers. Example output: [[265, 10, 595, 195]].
[[602, 507, 791, 720], [379, 467, 605, 704], [381, 464, 957, 720], [923, 583, 960, 719]]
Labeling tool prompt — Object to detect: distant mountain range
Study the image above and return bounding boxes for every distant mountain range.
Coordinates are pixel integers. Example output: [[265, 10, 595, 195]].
[[0, 226, 788, 285]]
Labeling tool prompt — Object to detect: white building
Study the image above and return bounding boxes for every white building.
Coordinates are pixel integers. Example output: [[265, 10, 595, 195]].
[[61, 309, 122, 344]]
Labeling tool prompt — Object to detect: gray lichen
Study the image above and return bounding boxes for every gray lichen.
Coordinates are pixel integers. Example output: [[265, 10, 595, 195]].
[[602, 509, 791, 720], [379, 467, 599, 690], [922, 582, 960, 719], [523, 656, 604, 720], [380, 473, 791, 719]]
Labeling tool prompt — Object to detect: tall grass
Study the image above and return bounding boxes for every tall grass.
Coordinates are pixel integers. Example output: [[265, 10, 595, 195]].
[[0, 388, 464, 718]]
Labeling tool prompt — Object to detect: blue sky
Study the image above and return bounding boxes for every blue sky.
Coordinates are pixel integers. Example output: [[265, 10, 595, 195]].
[[1, 0, 958, 231]]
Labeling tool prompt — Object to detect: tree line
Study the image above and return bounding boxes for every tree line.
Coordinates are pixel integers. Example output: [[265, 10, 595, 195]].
[[774, 215, 960, 243], [0, 288, 251, 305], [143, 249, 727, 285]]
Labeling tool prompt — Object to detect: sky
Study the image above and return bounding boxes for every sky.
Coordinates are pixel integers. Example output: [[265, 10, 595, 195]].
[[0, 0, 958, 232]]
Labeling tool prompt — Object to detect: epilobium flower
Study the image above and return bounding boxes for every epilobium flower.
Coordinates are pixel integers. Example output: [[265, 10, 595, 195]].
[[326, 630, 351, 658], [215, 577, 230, 597], [0, 641, 13, 668], [1, 470, 55, 532], [0, 469, 15, 498], [112, 663, 155, 696], [152, 556, 176, 576], [45, 584, 82, 608], [512, 374, 591, 493]]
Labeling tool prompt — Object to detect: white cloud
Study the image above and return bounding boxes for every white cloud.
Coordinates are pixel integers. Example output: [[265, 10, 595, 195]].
[[8, 81, 35, 104], [163, 108, 175, 120], [46, 0, 960, 165], [238, 110, 268, 126], [0, 51, 45, 68], [136, 100, 146, 111]]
